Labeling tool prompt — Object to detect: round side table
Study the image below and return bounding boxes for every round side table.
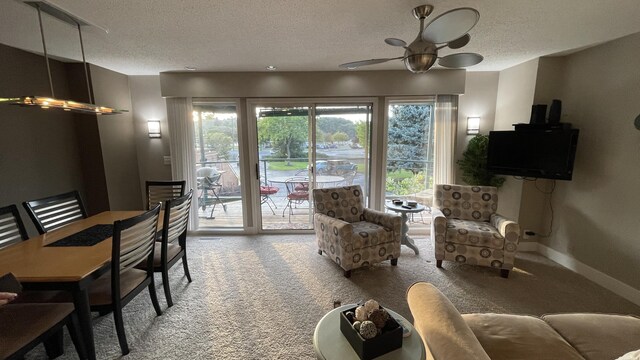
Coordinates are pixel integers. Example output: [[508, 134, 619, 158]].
[[313, 304, 426, 360], [385, 202, 426, 255]]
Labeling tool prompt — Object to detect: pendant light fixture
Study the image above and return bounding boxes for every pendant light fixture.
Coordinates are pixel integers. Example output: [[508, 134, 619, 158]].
[[0, 0, 127, 115]]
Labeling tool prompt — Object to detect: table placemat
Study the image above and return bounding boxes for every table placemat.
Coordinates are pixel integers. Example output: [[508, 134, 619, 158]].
[[46, 224, 113, 247]]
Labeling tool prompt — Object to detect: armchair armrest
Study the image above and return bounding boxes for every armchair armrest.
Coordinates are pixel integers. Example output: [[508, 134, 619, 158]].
[[432, 208, 447, 259], [362, 208, 401, 234], [490, 213, 520, 241], [314, 213, 354, 247]]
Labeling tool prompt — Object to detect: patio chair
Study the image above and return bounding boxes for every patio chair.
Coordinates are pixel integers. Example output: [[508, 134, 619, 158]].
[[282, 177, 309, 221], [196, 167, 225, 218], [22, 190, 87, 234], [260, 180, 279, 215], [145, 180, 186, 210]]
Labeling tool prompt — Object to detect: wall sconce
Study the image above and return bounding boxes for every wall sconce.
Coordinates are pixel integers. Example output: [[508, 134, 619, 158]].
[[467, 117, 480, 135], [147, 120, 161, 138]]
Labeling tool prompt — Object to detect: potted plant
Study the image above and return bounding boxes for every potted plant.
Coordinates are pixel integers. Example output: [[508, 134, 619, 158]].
[[457, 134, 505, 188]]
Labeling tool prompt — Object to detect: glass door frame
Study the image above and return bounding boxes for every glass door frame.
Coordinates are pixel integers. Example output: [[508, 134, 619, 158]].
[[247, 97, 380, 234]]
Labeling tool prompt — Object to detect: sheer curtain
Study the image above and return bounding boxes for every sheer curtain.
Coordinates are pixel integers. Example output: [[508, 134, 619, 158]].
[[166, 97, 198, 230], [433, 95, 458, 186]]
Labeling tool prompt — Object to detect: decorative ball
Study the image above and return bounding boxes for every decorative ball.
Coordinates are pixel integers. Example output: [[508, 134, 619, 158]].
[[359, 321, 378, 339], [368, 308, 389, 329], [345, 311, 355, 322], [364, 299, 379, 314], [353, 321, 362, 331], [355, 306, 368, 321]]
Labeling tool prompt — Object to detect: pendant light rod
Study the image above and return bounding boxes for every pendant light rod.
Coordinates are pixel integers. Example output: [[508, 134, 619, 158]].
[[77, 23, 94, 105], [36, 4, 55, 98]]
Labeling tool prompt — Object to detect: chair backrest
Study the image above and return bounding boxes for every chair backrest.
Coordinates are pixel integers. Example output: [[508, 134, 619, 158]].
[[284, 177, 309, 195], [112, 204, 161, 278], [22, 191, 88, 235], [434, 184, 498, 222], [0, 205, 28, 249], [145, 180, 186, 210], [161, 190, 192, 247], [312, 185, 364, 223]]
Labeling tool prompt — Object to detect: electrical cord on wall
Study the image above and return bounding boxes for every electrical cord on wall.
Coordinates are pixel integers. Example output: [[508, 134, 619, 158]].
[[535, 179, 556, 238]]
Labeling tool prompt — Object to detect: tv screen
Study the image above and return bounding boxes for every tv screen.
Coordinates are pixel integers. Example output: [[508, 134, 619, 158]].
[[487, 129, 579, 180]]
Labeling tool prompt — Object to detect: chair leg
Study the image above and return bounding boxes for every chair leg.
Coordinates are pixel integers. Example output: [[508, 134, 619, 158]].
[[148, 278, 163, 315], [436, 260, 443, 268], [43, 328, 64, 358], [67, 312, 87, 360], [318, 249, 323, 255], [391, 258, 398, 266], [343, 270, 351, 278], [500, 269, 510, 278], [98, 310, 111, 316], [113, 306, 130, 355], [182, 254, 192, 282], [161, 267, 173, 308]]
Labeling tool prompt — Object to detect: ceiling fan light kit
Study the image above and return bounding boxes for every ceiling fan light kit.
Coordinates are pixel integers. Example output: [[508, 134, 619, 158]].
[[339, 4, 484, 73]]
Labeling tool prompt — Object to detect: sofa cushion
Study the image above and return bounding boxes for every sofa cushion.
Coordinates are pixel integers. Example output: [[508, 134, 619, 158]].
[[542, 313, 640, 360], [407, 282, 491, 360], [446, 219, 504, 249], [464, 313, 585, 360]]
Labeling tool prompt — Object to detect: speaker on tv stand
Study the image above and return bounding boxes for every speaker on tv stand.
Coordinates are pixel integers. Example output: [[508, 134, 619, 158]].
[[529, 104, 547, 124], [548, 99, 562, 124]]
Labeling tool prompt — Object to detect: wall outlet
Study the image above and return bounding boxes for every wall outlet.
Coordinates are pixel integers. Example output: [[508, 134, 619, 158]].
[[523, 230, 536, 240]]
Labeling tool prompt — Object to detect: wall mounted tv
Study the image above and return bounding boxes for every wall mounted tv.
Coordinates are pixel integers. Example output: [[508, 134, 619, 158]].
[[487, 129, 579, 180]]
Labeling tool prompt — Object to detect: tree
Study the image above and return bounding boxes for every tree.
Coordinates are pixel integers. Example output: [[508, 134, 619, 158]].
[[387, 105, 433, 174], [333, 131, 349, 143], [316, 117, 356, 138], [205, 131, 234, 159], [257, 116, 308, 164], [355, 121, 368, 146], [457, 134, 505, 187]]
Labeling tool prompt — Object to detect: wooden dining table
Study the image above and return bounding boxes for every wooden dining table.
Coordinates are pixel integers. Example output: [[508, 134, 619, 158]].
[[0, 211, 147, 360]]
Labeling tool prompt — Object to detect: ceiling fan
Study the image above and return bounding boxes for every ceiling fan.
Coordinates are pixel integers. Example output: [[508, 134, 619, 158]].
[[339, 4, 483, 73]]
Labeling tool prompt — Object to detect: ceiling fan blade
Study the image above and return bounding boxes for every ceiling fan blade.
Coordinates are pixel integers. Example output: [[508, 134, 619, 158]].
[[438, 53, 484, 68], [339, 57, 402, 69], [447, 34, 471, 49], [385, 38, 407, 47], [422, 8, 479, 44]]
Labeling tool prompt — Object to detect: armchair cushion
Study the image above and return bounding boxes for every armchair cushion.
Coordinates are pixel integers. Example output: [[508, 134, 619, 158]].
[[445, 219, 505, 250], [313, 186, 364, 223], [434, 184, 498, 222], [351, 221, 396, 250]]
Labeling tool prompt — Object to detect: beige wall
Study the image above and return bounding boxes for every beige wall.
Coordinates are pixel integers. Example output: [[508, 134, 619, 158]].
[[90, 64, 142, 210], [129, 75, 171, 204], [456, 71, 499, 184], [160, 70, 466, 98], [0, 44, 86, 236], [536, 32, 640, 289], [493, 59, 539, 222]]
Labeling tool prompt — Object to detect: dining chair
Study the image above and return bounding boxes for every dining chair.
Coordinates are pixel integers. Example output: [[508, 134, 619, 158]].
[[282, 177, 309, 222], [0, 273, 86, 360], [88, 204, 162, 355], [0, 204, 28, 249], [22, 190, 88, 235], [154, 190, 193, 307], [145, 180, 186, 210]]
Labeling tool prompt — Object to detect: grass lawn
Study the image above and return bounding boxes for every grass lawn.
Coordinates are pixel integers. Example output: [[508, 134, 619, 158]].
[[268, 161, 309, 171]]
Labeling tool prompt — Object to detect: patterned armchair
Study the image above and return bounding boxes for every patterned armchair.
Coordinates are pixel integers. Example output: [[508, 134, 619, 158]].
[[432, 184, 520, 278], [313, 186, 402, 278]]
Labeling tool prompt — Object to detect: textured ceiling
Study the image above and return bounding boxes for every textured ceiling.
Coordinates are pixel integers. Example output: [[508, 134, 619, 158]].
[[1, 0, 640, 75]]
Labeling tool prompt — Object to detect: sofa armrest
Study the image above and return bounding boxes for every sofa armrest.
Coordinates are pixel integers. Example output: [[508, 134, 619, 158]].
[[431, 208, 447, 259], [407, 282, 491, 360], [314, 213, 354, 247], [362, 208, 401, 235]]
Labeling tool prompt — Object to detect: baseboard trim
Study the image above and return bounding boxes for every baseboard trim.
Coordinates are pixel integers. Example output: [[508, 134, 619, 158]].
[[518, 241, 538, 252], [536, 243, 640, 307]]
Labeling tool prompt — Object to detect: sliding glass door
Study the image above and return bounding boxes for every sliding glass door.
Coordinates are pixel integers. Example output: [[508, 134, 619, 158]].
[[192, 102, 243, 229], [253, 102, 373, 231]]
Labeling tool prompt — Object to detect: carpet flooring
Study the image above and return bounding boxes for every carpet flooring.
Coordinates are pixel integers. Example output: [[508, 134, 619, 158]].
[[26, 234, 640, 359]]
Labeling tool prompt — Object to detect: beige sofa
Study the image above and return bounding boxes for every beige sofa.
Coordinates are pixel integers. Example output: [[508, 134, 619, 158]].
[[407, 282, 640, 360]]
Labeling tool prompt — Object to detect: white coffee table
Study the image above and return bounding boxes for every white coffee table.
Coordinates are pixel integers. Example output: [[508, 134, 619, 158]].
[[313, 304, 426, 360]]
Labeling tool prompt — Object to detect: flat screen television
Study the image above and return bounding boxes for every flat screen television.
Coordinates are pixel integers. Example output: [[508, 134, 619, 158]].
[[487, 129, 579, 180]]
